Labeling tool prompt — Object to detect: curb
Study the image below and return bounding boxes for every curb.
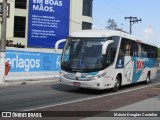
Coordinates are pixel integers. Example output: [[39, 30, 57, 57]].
[[0, 79, 59, 88]]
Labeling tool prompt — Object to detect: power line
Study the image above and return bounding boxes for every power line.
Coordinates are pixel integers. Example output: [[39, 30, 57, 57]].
[[125, 16, 142, 34]]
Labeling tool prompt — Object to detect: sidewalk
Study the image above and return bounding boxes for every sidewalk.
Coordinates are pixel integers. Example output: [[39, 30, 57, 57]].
[[83, 85, 160, 120], [114, 95, 160, 111], [83, 96, 160, 120]]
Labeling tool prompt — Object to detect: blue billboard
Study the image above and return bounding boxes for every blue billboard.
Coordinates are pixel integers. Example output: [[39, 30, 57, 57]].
[[28, 0, 70, 48], [6, 50, 61, 72]]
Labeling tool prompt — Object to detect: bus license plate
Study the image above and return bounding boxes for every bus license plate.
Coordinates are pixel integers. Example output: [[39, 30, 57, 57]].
[[73, 82, 81, 86]]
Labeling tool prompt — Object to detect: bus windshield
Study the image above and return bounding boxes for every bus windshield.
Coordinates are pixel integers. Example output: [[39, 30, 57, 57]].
[[61, 38, 108, 72]]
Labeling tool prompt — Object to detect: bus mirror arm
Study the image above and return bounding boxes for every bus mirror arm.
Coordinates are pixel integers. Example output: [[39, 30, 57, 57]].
[[55, 39, 66, 52], [102, 40, 114, 55]]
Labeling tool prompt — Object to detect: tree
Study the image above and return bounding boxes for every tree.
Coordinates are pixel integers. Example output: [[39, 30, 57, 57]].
[[106, 19, 118, 30], [158, 48, 160, 63], [106, 19, 127, 33]]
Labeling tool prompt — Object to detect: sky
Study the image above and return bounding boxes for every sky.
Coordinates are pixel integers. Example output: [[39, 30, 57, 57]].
[[92, 0, 160, 47]]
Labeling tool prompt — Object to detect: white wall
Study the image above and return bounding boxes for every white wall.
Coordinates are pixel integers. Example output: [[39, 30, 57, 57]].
[[70, 0, 92, 33], [14, 0, 28, 46], [0, 0, 15, 42], [5, 47, 61, 81]]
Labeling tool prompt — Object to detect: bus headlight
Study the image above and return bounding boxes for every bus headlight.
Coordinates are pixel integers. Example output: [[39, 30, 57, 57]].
[[91, 73, 106, 80], [97, 73, 106, 78]]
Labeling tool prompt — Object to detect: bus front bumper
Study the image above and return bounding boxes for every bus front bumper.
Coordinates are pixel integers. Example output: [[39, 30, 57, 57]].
[[59, 76, 113, 90]]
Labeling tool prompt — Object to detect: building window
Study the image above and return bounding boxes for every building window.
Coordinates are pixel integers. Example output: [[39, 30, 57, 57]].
[[83, 0, 93, 17], [15, 0, 27, 9], [82, 22, 92, 30], [14, 16, 26, 38]]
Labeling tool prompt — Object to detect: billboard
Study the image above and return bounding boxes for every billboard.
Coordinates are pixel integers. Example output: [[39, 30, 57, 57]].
[[28, 0, 70, 48], [6, 50, 61, 72]]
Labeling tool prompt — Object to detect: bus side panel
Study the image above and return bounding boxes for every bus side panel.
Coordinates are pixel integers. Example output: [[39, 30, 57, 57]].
[[116, 56, 134, 86], [150, 67, 157, 79], [132, 57, 157, 83], [123, 56, 134, 84]]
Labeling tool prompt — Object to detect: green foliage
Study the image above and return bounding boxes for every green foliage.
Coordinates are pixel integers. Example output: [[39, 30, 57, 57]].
[[106, 19, 118, 30], [158, 48, 160, 62], [158, 48, 160, 56], [6, 40, 25, 48], [106, 19, 127, 33]]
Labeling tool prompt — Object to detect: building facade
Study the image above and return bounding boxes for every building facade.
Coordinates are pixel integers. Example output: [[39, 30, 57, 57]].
[[0, 0, 93, 48]]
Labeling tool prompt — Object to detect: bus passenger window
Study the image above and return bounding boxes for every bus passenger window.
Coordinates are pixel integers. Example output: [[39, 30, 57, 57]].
[[125, 42, 131, 56], [137, 43, 142, 57], [142, 44, 148, 57], [133, 42, 138, 57], [118, 39, 125, 57], [134, 41, 142, 57], [120, 38, 133, 56]]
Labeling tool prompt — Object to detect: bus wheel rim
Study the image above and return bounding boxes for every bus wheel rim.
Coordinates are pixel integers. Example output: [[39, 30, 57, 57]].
[[115, 79, 120, 87], [147, 74, 150, 82]]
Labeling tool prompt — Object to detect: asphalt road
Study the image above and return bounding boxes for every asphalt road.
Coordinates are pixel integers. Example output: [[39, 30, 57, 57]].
[[0, 70, 160, 111]]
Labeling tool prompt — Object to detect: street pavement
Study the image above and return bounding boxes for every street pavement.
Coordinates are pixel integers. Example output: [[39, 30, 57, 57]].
[[0, 69, 159, 120], [82, 71, 160, 120]]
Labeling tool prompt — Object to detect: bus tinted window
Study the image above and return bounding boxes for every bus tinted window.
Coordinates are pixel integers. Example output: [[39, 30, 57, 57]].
[[149, 46, 158, 58], [105, 36, 119, 67], [119, 38, 133, 56], [119, 38, 157, 58], [142, 43, 148, 57]]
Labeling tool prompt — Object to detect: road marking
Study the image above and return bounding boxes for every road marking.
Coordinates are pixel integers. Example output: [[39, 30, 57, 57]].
[[24, 82, 160, 111]]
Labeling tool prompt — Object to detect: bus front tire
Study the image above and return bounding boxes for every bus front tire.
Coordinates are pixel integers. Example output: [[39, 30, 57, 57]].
[[112, 76, 121, 92]]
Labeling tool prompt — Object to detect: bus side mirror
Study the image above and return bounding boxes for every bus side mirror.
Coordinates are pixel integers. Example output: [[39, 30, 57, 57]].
[[55, 39, 66, 52], [102, 40, 114, 55]]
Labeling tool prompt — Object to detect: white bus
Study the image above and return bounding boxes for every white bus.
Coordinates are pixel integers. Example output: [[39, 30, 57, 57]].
[[56, 30, 158, 91]]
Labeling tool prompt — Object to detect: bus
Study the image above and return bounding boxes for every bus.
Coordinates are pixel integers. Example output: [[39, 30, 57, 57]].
[[56, 30, 158, 91]]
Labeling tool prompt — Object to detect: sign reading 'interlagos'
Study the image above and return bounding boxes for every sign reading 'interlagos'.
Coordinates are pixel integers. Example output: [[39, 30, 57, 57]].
[[6, 55, 40, 72], [6, 50, 61, 72], [28, 0, 70, 48]]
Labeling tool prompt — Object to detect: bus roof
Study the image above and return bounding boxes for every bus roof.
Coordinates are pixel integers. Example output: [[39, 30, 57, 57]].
[[70, 30, 136, 39], [69, 30, 157, 47]]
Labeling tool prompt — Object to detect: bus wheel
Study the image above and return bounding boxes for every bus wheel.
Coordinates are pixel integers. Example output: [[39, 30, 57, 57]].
[[112, 76, 121, 92], [145, 72, 150, 84]]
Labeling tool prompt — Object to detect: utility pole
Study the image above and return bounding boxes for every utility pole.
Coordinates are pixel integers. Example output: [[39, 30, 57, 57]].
[[125, 16, 142, 34], [0, 0, 7, 84]]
